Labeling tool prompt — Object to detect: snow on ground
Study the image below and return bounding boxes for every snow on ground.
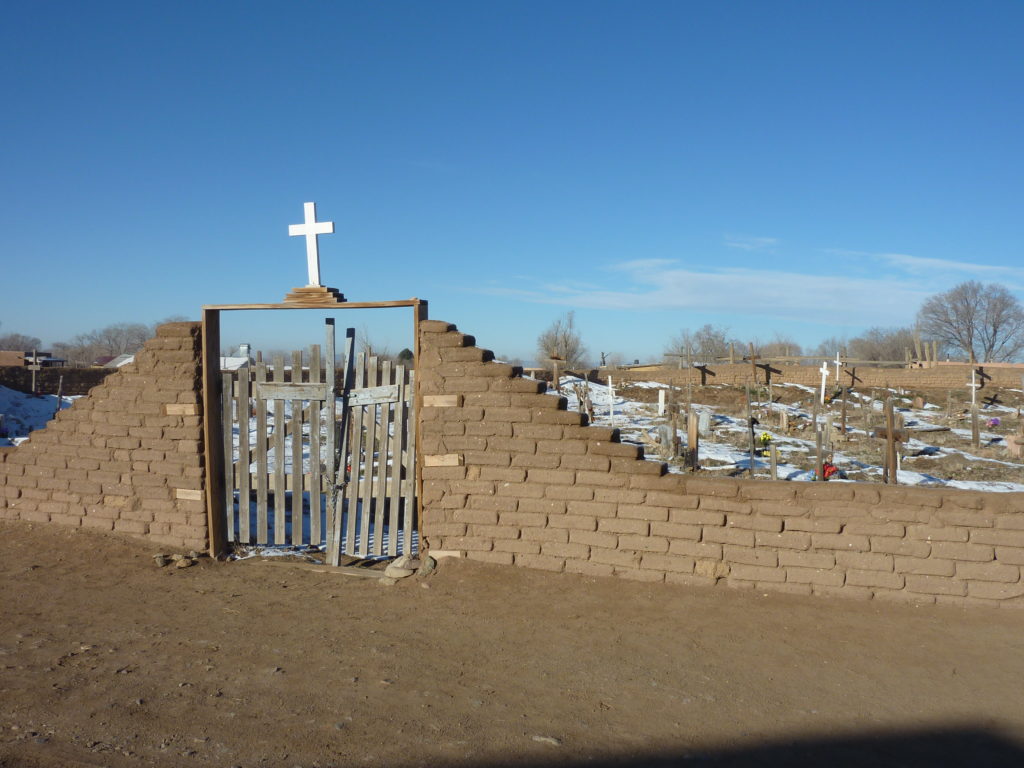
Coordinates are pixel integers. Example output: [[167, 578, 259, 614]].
[[0, 385, 77, 446], [555, 376, 1024, 493]]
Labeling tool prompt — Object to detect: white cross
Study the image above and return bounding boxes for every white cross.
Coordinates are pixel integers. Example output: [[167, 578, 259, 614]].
[[288, 202, 334, 286], [819, 361, 830, 405], [833, 352, 843, 382]]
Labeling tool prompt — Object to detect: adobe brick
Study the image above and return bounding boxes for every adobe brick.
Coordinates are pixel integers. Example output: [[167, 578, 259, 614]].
[[563, 425, 616, 441], [784, 517, 841, 533], [465, 550, 515, 566], [36, 477, 70, 492], [547, 514, 597, 532], [669, 540, 723, 560], [542, 541, 591, 560], [610, 457, 664, 476], [511, 453, 561, 469], [683, 479, 739, 498], [520, 526, 569, 543], [453, 508, 499, 525], [995, 515, 1024, 531], [785, 566, 844, 586], [439, 494, 468, 509], [589, 441, 642, 458], [566, 559, 615, 578], [737, 482, 797, 500], [628, 473, 687, 492], [810, 533, 870, 552], [723, 545, 777, 567], [489, 378, 547, 394], [929, 541, 994, 562], [835, 551, 894, 572], [966, 581, 1024, 600], [870, 536, 930, 558], [618, 534, 668, 553], [496, 482, 546, 499], [449, 480, 496, 495], [806, 501, 875, 518], [462, 450, 512, 467], [467, 421, 513, 437], [519, 498, 567, 515], [570, 529, 618, 549], [935, 510, 994, 528], [422, 466, 468, 481], [955, 561, 1021, 583], [440, 421, 466, 436], [590, 547, 641, 568], [25, 465, 56, 479], [559, 454, 611, 472], [547, 485, 595, 502], [526, 468, 575, 485], [50, 513, 83, 528], [640, 552, 695, 573], [598, 517, 649, 535], [442, 376, 489, 393], [907, 524, 969, 542], [438, 535, 493, 552], [420, 319, 456, 333], [422, 522, 468, 537], [593, 488, 646, 504], [650, 521, 701, 540], [617, 504, 669, 522], [703, 527, 754, 547], [941, 491, 984, 510], [482, 407, 533, 423], [970, 529, 1024, 547], [755, 530, 811, 550], [440, 406, 483, 422], [114, 519, 150, 535], [779, 550, 834, 569], [514, 553, 566, 572], [531, 410, 585, 425], [493, 539, 542, 555], [727, 514, 782, 532], [730, 564, 785, 583], [19, 488, 49, 501], [440, 346, 491, 363], [511, 393, 565, 410], [467, 524, 521, 540], [426, 332, 474, 348], [995, 546, 1024, 566], [512, 422, 563, 440], [487, 437, 536, 454], [501, 511, 547, 528], [467, 495, 518, 513], [905, 574, 966, 596]]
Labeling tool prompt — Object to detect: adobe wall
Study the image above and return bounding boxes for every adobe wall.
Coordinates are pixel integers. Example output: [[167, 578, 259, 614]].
[[418, 320, 1024, 609], [609, 362, 1024, 391], [0, 323, 206, 551], [0, 366, 114, 396]]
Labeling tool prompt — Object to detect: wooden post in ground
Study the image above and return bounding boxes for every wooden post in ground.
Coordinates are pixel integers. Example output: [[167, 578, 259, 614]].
[[884, 397, 898, 485], [840, 389, 848, 439], [687, 409, 699, 471], [745, 383, 757, 477], [769, 444, 778, 480], [28, 350, 41, 394], [729, 343, 735, 364], [971, 405, 980, 448], [53, 375, 64, 420], [815, 424, 825, 481], [658, 388, 666, 416]]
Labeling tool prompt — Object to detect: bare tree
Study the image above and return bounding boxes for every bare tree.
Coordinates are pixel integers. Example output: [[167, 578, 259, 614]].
[[917, 281, 1024, 362], [847, 326, 919, 362], [664, 324, 736, 365], [0, 332, 43, 352], [537, 311, 588, 370], [755, 333, 802, 359]]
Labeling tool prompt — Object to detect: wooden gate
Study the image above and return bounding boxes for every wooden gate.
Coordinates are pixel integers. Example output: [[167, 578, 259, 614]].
[[220, 323, 416, 561]]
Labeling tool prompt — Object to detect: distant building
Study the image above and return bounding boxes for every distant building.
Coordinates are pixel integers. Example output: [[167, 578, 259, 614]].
[[0, 351, 65, 368]]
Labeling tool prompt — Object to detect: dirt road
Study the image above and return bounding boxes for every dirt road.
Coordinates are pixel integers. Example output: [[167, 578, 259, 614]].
[[2, 521, 1024, 767]]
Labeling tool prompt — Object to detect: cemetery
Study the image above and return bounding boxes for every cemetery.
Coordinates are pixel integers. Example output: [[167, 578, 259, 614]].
[[1, 201, 1023, 767]]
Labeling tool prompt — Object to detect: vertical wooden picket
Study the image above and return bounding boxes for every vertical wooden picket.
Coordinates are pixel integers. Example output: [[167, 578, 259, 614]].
[[221, 372, 235, 543], [309, 343, 322, 547], [254, 362, 269, 544], [237, 368, 251, 544], [272, 356, 286, 544], [289, 350, 304, 545]]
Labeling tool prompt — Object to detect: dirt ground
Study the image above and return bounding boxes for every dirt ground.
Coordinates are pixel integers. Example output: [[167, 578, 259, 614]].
[[3, 522, 1024, 767]]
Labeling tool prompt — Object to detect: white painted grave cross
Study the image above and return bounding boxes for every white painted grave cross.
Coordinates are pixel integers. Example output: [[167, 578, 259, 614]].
[[819, 361, 830, 405], [833, 352, 843, 382], [288, 201, 334, 286]]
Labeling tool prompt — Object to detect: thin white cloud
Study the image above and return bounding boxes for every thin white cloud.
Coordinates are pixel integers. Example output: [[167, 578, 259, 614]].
[[484, 261, 927, 326], [876, 252, 1024, 280], [724, 234, 778, 251]]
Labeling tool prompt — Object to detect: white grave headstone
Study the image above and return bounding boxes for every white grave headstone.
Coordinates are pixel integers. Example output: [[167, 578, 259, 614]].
[[288, 201, 334, 286], [819, 361, 830, 405], [698, 410, 712, 436], [658, 389, 667, 416]]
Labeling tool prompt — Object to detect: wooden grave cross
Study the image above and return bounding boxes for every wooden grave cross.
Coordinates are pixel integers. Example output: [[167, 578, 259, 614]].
[[288, 201, 334, 286], [818, 361, 830, 405]]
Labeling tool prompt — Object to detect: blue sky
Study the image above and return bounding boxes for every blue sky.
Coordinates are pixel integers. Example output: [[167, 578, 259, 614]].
[[2, 1, 1022, 363]]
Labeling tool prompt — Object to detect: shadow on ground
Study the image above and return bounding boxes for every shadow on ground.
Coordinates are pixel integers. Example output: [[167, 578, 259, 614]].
[[465, 727, 1023, 768]]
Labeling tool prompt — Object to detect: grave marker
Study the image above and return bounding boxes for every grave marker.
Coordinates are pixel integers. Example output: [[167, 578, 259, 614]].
[[288, 201, 334, 287]]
